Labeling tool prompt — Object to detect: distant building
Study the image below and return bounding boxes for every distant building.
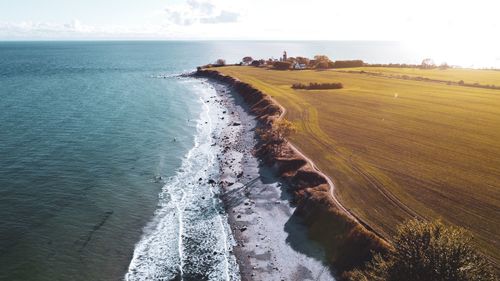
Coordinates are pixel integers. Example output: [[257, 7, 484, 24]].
[[292, 62, 307, 69], [283, 51, 287, 61]]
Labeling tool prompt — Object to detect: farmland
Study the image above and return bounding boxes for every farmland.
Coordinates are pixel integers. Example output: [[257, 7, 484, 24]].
[[348, 66, 500, 86], [216, 66, 500, 264]]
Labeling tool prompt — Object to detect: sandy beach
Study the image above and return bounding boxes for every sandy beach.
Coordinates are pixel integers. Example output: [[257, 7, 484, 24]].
[[201, 79, 336, 281]]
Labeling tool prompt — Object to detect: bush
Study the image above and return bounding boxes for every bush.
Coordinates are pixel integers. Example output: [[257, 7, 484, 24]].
[[292, 82, 343, 90], [296, 56, 310, 65], [257, 119, 295, 155], [251, 60, 262, 67], [273, 61, 292, 70], [313, 55, 334, 69], [346, 220, 497, 281], [315, 61, 331, 69], [215, 59, 226, 66], [314, 55, 332, 62]]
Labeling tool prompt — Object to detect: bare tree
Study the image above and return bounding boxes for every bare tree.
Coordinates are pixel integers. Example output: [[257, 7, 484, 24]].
[[421, 58, 435, 69], [215, 58, 226, 66]]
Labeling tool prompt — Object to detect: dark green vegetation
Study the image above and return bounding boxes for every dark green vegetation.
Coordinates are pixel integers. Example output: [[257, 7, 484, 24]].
[[272, 61, 292, 70], [347, 220, 498, 281]]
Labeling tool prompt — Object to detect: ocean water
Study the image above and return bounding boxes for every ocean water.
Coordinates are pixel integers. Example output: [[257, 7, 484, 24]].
[[0, 42, 210, 281], [0, 41, 496, 281]]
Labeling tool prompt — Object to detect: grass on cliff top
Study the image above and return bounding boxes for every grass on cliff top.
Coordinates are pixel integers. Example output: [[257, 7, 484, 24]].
[[216, 66, 500, 266]]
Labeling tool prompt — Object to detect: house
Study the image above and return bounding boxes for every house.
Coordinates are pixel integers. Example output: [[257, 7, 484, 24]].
[[292, 62, 307, 70]]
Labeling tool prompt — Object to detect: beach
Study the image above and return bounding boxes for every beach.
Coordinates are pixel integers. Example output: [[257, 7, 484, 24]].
[[201, 79, 336, 281]]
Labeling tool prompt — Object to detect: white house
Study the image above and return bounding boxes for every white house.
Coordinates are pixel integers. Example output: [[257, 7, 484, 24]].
[[292, 62, 307, 69]]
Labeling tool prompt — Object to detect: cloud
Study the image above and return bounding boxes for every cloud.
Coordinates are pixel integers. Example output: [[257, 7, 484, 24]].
[[0, 19, 166, 39], [0, 20, 95, 37], [164, 9, 197, 26], [200, 10, 239, 24], [187, 0, 215, 14], [164, 0, 240, 26]]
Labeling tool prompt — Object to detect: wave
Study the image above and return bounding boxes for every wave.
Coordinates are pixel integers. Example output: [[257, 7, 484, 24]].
[[149, 70, 195, 79], [125, 80, 239, 281]]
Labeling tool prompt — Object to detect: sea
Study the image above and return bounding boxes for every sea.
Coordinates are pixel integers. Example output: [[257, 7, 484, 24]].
[[0, 41, 498, 281]]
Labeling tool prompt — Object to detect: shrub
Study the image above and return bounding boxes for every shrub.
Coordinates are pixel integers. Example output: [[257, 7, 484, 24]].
[[314, 55, 332, 62], [273, 119, 295, 143], [315, 61, 331, 69], [273, 61, 292, 70], [292, 82, 343, 90], [333, 60, 365, 68], [296, 56, 310, 65], [251, 60, 262, 67], [215, 58, 226, 66], [313, 55, 334, 69], [287, 57, 297, 63], [346, 220, 497, 281], [257, 119, 296, 155]]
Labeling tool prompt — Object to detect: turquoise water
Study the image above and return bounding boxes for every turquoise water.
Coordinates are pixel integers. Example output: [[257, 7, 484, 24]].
[[0, 42, 207, 280], [1, 41, 493, 281]]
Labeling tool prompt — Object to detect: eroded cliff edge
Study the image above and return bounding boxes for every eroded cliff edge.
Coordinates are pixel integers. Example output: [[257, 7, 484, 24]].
[[193, 68, 389, 279]]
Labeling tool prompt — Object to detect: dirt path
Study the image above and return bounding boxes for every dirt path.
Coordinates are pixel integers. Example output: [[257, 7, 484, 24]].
[[265, 91, 392, 240], [268, 95, 356, 220]]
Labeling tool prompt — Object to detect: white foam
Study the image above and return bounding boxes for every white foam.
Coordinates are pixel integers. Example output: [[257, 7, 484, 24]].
[[125, 79, 240, 281]]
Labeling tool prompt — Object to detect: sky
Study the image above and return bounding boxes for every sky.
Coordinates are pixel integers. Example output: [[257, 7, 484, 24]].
[[0, 0, 499, 43]]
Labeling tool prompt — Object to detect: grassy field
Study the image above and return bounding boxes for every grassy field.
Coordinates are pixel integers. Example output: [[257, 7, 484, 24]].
[[348, 67, 500, 86], [216, 66, 500, 264]]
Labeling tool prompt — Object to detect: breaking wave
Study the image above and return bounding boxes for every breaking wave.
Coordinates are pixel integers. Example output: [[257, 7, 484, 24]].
[[125, 79, 239, 281]]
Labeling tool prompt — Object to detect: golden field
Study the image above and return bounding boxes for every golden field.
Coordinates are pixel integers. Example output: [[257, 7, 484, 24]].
[[348, 66, 500, 86], [216, 66, 500, 264]]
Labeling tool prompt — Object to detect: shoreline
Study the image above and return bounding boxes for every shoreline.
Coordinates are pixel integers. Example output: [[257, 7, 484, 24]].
[[193, 69, 390, 279], [203, 79, 336, 280], [126, 78, 241, 281]]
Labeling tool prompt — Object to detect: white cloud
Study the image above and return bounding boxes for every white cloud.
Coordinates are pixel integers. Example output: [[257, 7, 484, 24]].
[[187, 0, 215, 14], [200, 10, 239, 24], [0, 20, 93, 37], [165, 9, 197, 26], [0, 19, 166, 40], [164, 0, 240, 26]]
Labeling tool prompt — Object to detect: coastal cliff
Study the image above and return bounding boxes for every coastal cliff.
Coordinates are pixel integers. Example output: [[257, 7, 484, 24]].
[[193, 68, 389, 278]]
